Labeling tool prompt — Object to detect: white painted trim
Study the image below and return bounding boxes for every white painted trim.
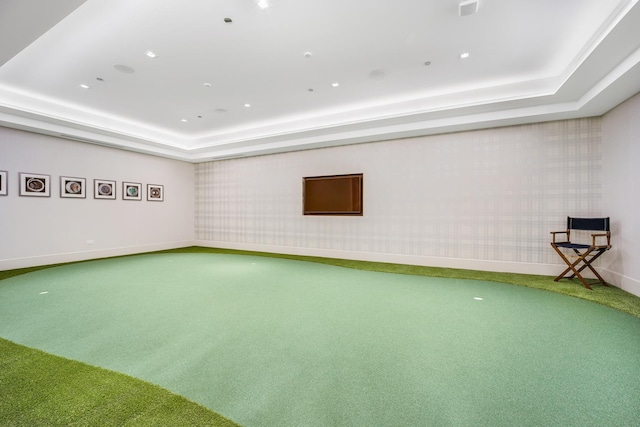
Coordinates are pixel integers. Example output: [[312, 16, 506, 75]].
[[199, 241, 640, 297], [199, 241, 640, 296], [0, 241, 196, 271], [5, 241, 637, 299], [195, 240, 566, 277], [602, 268, 640, 296]]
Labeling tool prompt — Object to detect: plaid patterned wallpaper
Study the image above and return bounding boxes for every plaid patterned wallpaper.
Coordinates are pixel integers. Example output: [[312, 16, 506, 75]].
[[195, 118, 602, 266]]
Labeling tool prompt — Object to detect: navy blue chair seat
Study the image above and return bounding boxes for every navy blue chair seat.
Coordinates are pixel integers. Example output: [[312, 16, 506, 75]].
[[550, 217, 611, 290], [554, 243, 592, 250]]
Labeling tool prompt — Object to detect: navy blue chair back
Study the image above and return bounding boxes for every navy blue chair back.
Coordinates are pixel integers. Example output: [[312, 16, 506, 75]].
[[567, 217, 610, 232]]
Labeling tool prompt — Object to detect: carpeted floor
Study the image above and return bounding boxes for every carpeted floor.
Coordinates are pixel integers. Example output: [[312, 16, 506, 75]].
[[1, 252, 639, 426], [0, 337, 239, 426]]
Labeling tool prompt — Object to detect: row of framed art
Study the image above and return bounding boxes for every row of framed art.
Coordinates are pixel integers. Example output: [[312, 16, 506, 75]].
[[0, 171, 164, 201]]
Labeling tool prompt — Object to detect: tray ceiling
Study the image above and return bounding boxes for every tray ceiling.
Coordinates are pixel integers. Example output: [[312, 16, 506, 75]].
[[1, 0, 639, 161]]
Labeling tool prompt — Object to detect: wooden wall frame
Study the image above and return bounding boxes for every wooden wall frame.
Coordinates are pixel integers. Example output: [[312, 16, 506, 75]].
[[303, 173, 363, 216]]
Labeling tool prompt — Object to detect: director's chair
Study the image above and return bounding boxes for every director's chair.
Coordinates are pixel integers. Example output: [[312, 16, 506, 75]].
[[550, 217, 611, 290]]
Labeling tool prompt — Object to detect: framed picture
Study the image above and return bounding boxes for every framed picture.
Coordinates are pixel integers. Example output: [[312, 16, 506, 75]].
[[123, 181, 142, 201], [19, 172, 50, 197], [0, 171, 7, 196], [60, 176, 86, 198], [94, 179, 116, 199], [147, 184, 164, 202]]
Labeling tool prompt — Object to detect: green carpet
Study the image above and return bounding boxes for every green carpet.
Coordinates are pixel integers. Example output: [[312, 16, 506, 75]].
[[3, 246, 640, 318], [0, 338, 238, 426], [159, 246, 640, 318], [1, 252, 639, 426]]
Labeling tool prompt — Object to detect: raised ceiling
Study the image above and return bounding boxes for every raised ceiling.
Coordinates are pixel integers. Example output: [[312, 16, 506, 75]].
[[1, 0, 639, 162]]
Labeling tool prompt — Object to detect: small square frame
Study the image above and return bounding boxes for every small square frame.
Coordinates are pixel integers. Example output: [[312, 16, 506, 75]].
[[60, 176, 86, 198], [147, 184, 164, 202], [0, 171, 7, 196], [123, 182, 142, 201], [20, 172, 50, 197], [94, 179, 116, 199]]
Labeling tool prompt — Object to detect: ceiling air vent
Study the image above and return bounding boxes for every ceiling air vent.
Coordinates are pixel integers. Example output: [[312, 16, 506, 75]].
[[459, 0, 478, 16]]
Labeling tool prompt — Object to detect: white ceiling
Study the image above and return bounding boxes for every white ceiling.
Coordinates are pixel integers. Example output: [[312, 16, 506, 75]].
[[1, 0, 639, 162]]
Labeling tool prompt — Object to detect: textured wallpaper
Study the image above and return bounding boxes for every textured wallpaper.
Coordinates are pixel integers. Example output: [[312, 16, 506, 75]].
[[602, 92, 640, 290], [195, 118, 602, 266]]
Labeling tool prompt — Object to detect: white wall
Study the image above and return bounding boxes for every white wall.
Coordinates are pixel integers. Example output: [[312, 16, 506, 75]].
[[195, 118, 604, 278], [4, 105, 636, 296], [602, 92, 640, 296], [0, 127, 195, 269]]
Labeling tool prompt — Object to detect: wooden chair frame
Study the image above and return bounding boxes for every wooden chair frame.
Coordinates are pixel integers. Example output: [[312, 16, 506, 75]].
[[550, 217, 611, 290]]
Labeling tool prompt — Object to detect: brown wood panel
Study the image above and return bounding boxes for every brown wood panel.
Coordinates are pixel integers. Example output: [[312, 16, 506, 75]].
[[303, 174, 363, 215]]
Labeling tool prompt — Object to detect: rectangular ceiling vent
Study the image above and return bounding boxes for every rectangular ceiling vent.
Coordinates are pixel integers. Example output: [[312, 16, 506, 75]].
[[459, 0, 478, 16]]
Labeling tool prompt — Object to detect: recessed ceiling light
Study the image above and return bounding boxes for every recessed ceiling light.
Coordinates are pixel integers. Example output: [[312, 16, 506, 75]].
[[308, 88, 314, 92], [224, 17, 232, 23], [181, 119, 188, 122], [257, 0, 270, 9], [424, 61, 432, 66], [244, 103, 251, 108], [368, 69, 386, 79], [460, 52, 470, 59], [331, 82, 340, 87], [79, 84, 90, 89], [96, 77, 104, 82], [304, 51, 312, 58], [113, 64, 135, 74], [204, 82, 212, 88], [145, 50, 157, 58]]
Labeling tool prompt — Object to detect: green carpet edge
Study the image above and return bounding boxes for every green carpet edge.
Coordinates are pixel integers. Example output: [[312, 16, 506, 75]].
[[1, 246, 639, 319], [167, 246, 640, 318], [0, 337, 240, 427]]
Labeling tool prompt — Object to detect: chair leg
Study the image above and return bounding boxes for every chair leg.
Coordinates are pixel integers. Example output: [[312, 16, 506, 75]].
[[551, 244, 593, 290], [554, 248, 610, 289], [575, 249, 609, 286], [551, 245, 574, 280], [571, 260, 592, 290]]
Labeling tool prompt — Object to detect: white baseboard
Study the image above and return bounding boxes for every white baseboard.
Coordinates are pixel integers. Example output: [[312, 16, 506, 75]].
[[197, 241, 640, 298], [195, 240, 566, 276], [6, 240, 638, 299], [602, 269, 640, 296], [0, 241, 196, 271]]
